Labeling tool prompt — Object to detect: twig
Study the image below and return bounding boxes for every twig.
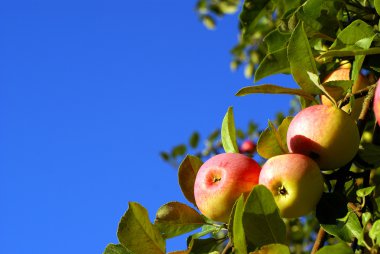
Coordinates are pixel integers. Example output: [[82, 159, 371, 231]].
[[339, 84, 377, 109], [221, 240, 232, 254], [311, 227, 327, 254]]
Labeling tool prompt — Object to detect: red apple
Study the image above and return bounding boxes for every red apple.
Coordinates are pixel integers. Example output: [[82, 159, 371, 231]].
[[321, 67, 369, 119], [287, 104, 360, 170], [374, 81, 380, 125], [259, 154, 324, 218], [194, 153, 261, 222], [239, 140, 256, 154]]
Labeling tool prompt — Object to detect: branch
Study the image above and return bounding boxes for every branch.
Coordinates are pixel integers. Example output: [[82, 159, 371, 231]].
[[221, 240, 232, 254], [311, 227, 327, 254]]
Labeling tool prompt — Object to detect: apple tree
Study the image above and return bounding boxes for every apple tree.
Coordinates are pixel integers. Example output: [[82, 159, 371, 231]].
[[104, 0, 380, 253]]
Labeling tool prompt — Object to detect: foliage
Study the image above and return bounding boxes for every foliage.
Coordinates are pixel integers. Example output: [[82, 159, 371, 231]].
[[105, 0, 380, 253]]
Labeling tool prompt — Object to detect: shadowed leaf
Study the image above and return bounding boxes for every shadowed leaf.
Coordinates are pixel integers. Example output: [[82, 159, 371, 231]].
[[154, 202, 205, 239], [178, 155, 203, 205]]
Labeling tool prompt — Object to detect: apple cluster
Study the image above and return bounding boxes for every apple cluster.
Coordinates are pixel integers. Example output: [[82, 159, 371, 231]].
[[194, 101, 363, 222]]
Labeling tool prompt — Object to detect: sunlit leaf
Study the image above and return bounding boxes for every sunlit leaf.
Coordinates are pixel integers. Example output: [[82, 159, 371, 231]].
[[356, 186, 376, 198], [249, 243, 290, 254], [117, 202, 165, 254], [315, 242, 353, 254], [221, 107, 239, 153], [229, 195, 247, 254], [254, 48, 290, 82], [288, 22, 320, 94], [103, 244, 133, 254], [369, 220, 380, 244], [243, 185, 286, 248]]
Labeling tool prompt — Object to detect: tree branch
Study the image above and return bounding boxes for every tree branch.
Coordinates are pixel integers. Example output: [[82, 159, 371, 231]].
[[311, 227, 327, 254]]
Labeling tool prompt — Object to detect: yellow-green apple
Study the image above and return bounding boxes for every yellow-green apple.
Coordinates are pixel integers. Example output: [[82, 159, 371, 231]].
[[287, 104, 360, 170], [321, 67, 369, 119], [194, 153, 261, 222], [259, 154, 324, 218], [374, 81, 380, 125], [239, 140, 256, 154]]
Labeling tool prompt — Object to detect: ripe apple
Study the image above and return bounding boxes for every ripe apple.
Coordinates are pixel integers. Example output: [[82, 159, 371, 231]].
[[194, 153, 261, 222], [374, 81, 380, 125], [321, 67, 369, 119], [287, 104, 360, 170], [239, 140, 256, 154], [259, 154, 324, 218]]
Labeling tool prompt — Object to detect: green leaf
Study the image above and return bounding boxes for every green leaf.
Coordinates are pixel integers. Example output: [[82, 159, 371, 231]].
[[221, 107, 239, 153], [322, 80, 354, 94], [178, 155, 203, 205], [236, 84, 316, 102], [250, 243, 290, 254], [229, 195, 247, 254], [103, 244, 133, 254], [202, 15, 216, 30], [257, 118, 290, 159], [375, 0, 380, 15], [160, 152, 170, 161], [307, 71, 336, 106], [287, 22, 320, 94], [315, 242, 354, 254], [331, 20, 375, 49], [263, 30, 290, 53], [319, 47, 380, 59], [239, 0, 271, 39], [171, 145, 187, 157], [357, 143, 380, 168], [189, 132, 200, 149], [243, 185, 286, 248], [154, 202, 205, 239], [188, 238, 225, 254], [362, 212, 371, 227], [369, 220, 380, 244], [254, 48, 290, 81], [321, 212, 362, 243], [117, 202, 166, 254], [356, 186, 376, 198]]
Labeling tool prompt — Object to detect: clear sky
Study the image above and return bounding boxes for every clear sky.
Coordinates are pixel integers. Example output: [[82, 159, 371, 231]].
[[0, 1, 296, 253]]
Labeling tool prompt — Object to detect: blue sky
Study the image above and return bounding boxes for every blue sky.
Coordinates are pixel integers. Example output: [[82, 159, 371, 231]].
[[0, 1, 295, 253]]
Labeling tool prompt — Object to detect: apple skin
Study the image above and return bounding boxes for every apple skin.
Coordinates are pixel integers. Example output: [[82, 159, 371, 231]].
[[287, 104, 360, 170], [259, 154, 324, 218], [321, 67, 369, 119], [374, 81, 380, 125], [194, 153, 261, 222], [239, 140, 256, 154]]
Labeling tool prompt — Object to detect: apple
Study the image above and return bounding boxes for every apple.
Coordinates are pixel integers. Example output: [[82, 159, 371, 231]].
[[321, 67, 369, 119], [194, 153, 261, 222], [287, 104, 360, 170], [374, 81, 380, 125], [259, 154, 324, 218], [239, 140, 256, 154]]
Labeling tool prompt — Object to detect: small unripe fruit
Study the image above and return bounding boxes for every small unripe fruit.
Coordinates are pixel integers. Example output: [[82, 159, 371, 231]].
[[239, 140, 256, 154], [194, 153, 261, 222]]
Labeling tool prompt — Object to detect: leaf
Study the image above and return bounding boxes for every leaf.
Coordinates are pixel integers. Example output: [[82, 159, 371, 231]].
[[307, 71, 336, 106], [362, 212, 371, 227], [330, 20, 375, 50], [117, 202, 166, 254], [202, 15, 216, 30], [236, 84, 316, 102], [321, 212, 362, 243], [322, 80, 353, 93], [189, 132, 200, 148], [239, 0, 271, 39], [160, 152, 170, 161], [257, 118, 290, 159], [376, 0, 380, 15], [243, 185, 286, 249], [154, 202, 205, 239], [287, 21, 320, 95], [188, 238, 225, 254], [356, 186, 376, 198], [249, 243, 290, 254], [263, 29, 290, 53], [369, 220, 380, 244], [229, 195, 247, 254], [315, 242, 353, 254], [319, 47, 380, 59], [103, 244, 133, 254], [254, 48, 290, 82], [178, 155, 203, 205], [357, 143, 380, 168], [171, 145, 187, 157], [221, 107, 239, 153]]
